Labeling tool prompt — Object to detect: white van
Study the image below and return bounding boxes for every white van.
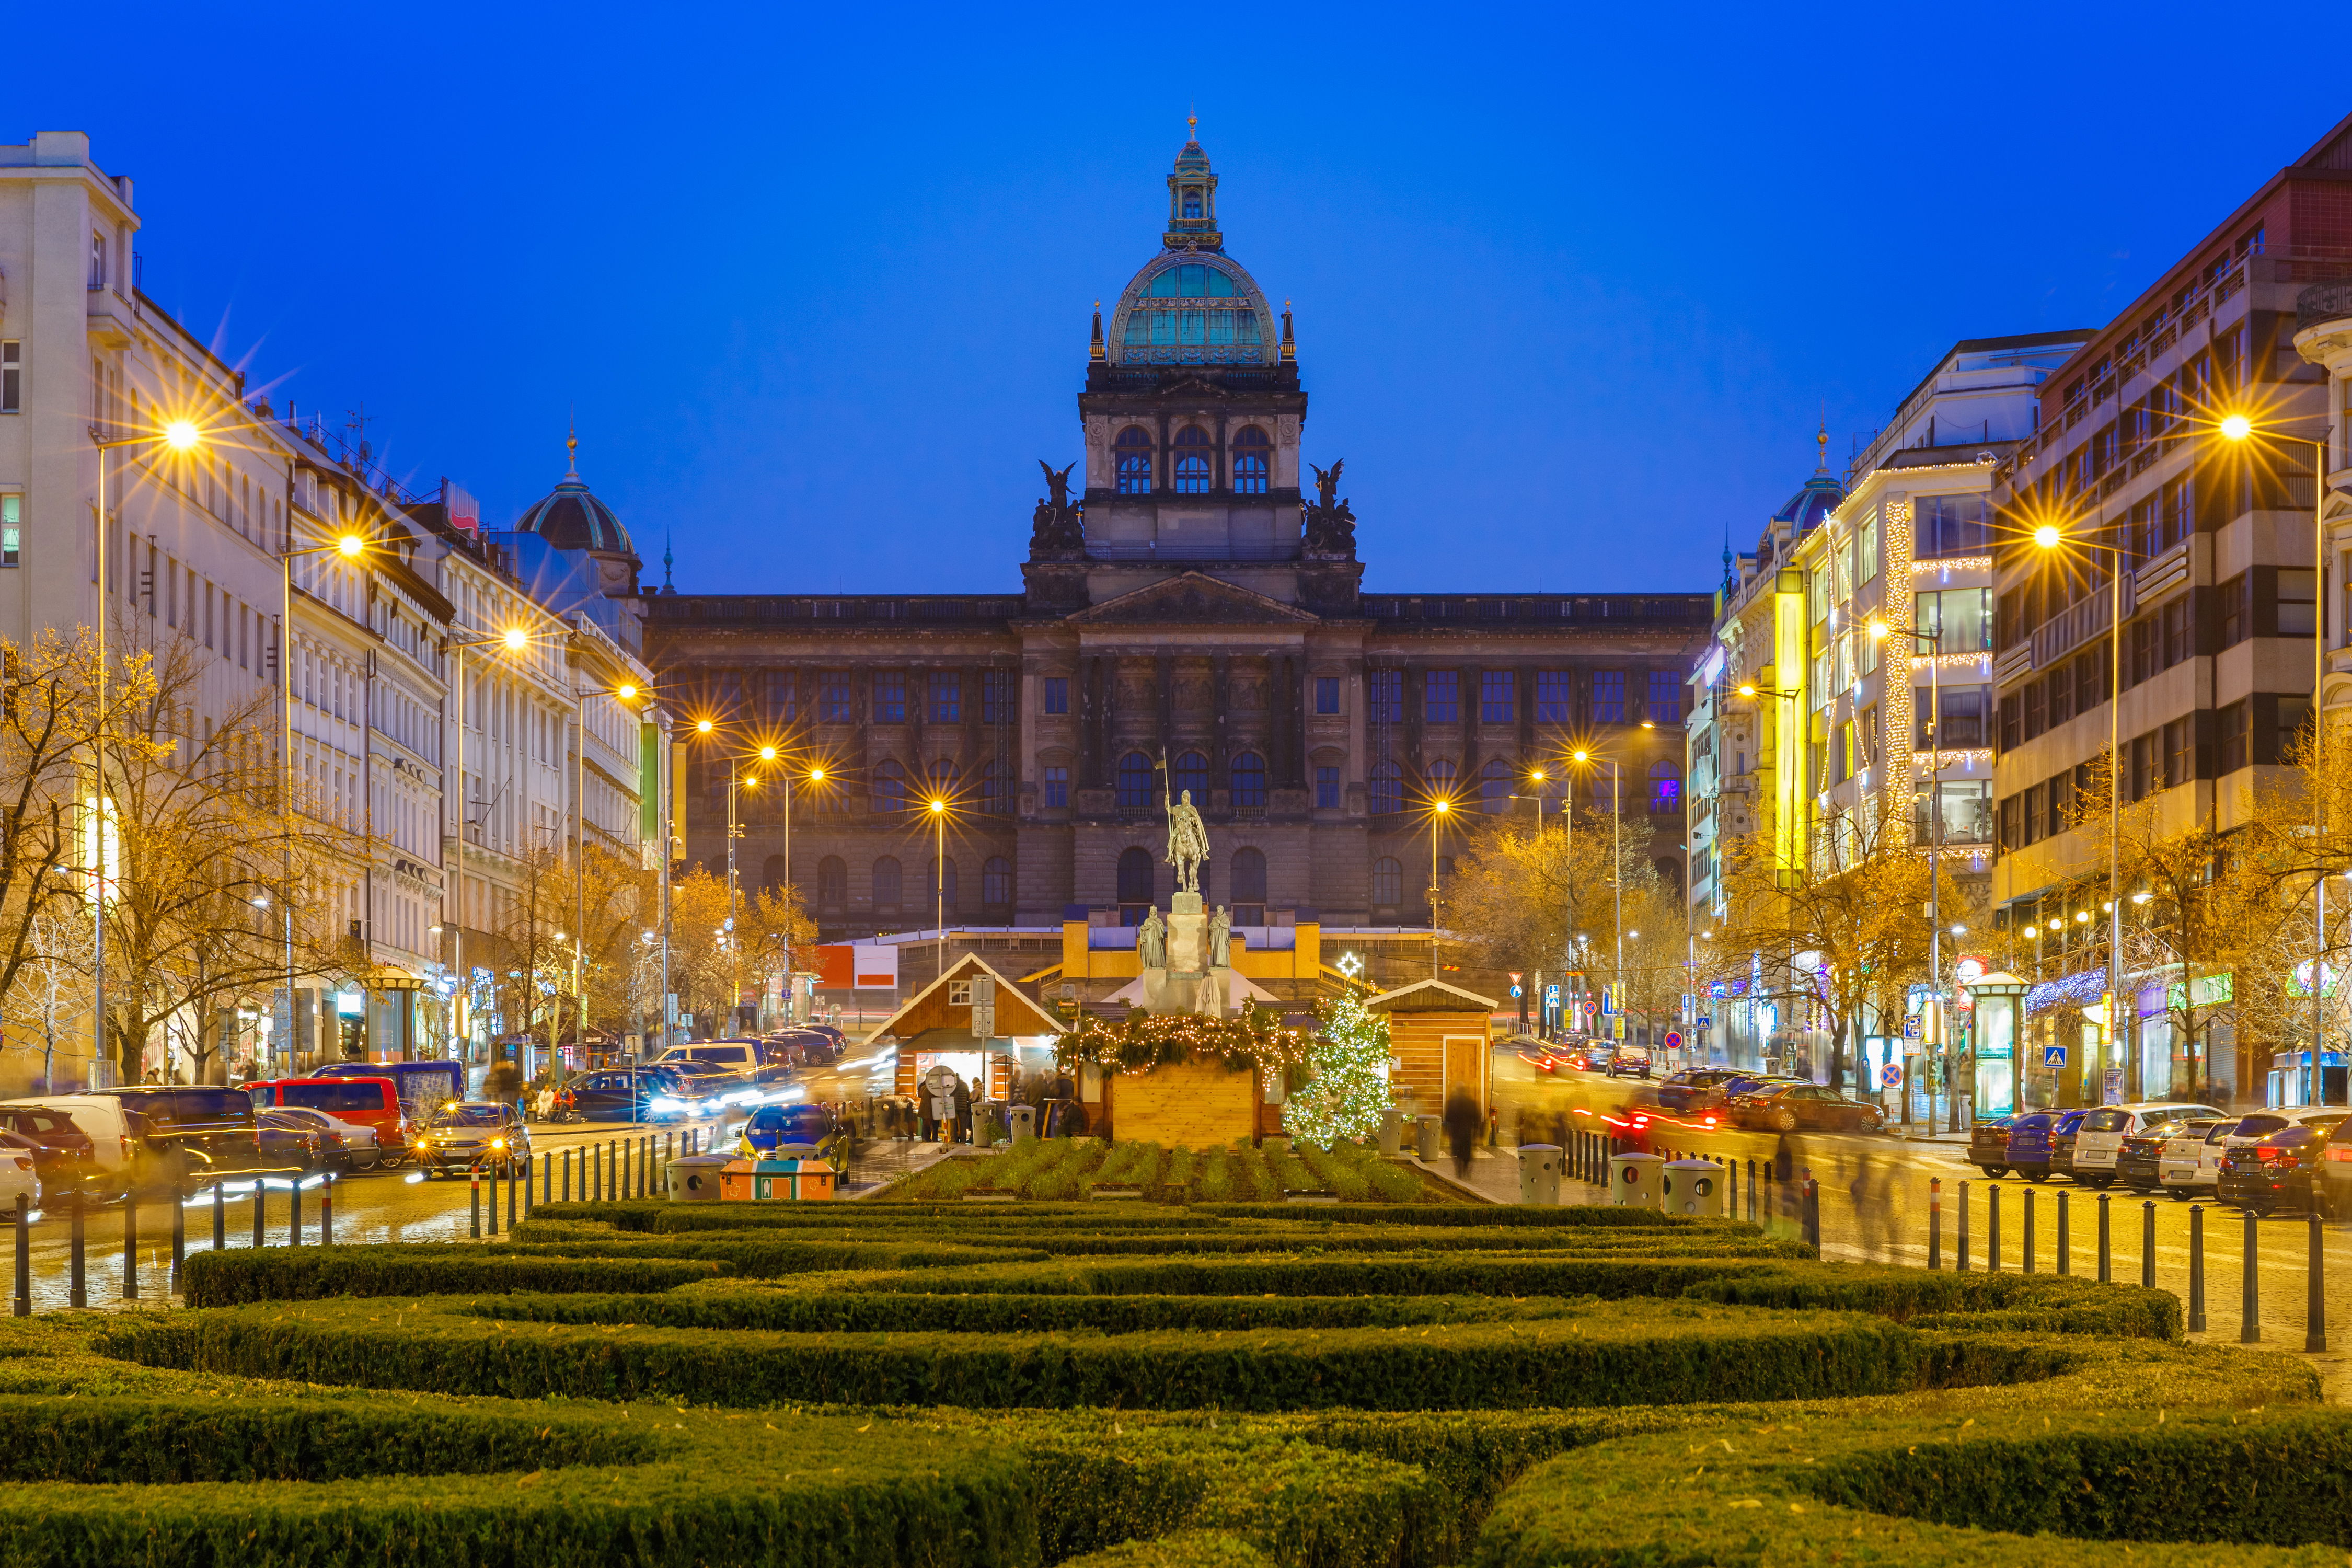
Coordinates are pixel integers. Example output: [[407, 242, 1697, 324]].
[[0, 1095, 141, 1192], [2070, 1101, 2216, 1186]]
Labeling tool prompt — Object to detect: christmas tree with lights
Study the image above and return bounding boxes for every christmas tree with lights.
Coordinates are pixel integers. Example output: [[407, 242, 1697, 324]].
[[1286, 989, 1393, 1145]]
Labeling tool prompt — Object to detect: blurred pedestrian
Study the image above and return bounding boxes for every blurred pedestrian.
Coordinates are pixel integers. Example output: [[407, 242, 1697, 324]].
[[1443, 1086, 1480, 1178], [952, 1075, 973, 1145]]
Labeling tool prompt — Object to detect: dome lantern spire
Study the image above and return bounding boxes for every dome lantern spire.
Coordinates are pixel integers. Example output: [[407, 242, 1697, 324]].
[[1163, 121, 1221, 251]]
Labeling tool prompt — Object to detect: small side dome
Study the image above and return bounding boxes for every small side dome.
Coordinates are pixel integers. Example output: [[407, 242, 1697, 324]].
[[515, 432, 633, 556]]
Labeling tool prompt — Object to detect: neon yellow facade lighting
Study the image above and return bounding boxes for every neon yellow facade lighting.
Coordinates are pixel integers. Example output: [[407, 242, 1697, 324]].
[[1772, 568, 1807, 880]]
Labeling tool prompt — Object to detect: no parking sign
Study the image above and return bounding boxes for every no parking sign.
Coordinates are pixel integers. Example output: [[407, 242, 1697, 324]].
[[1879, 1062, 1903, 1088]]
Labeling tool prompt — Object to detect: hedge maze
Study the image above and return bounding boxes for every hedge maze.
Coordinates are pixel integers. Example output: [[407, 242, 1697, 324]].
[[0, 1182, 2338, 1565]]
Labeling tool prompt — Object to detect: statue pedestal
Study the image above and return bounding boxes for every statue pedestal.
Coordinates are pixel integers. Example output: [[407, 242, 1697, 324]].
[[1138, 894, 1230, 1017], [1166, 892, 1206, 975]]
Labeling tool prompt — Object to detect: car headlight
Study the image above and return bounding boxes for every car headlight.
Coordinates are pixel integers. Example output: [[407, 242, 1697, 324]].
[[490, 1138, 507, 1149], [650, 1096, 683, 1112]]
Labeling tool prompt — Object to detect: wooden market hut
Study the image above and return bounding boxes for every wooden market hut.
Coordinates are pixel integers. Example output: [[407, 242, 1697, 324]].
[[1365, 979, 1498, 1119]]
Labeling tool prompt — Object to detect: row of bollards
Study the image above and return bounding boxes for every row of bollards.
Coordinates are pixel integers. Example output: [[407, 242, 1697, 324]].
[[534, 1128, 705, 1213], [1928, 1177, 2325, 1351], [10, 1170, 335, 1310]]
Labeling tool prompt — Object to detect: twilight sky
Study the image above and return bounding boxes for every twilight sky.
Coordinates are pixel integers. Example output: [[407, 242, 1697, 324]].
[[13, 3, 2338, 594]]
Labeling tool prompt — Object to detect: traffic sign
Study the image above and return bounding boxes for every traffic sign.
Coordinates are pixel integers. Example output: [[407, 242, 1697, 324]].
[[1879, 1062, 1903, 1088], [1903, 1017, 1920, 1039], [1663, 1031, 1683, 1051], [1509, 984, 1523, 998], [1695, 1015, 1711, 1027], [1545, 985, 1561, 1003], [2043, 1044, 2067, 1067]]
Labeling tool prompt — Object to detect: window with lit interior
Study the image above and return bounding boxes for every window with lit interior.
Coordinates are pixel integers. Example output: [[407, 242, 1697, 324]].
[[1173, 426, 1212, 494], [1115, 427, 1153, 496], [1232, 426, 1270, 495]]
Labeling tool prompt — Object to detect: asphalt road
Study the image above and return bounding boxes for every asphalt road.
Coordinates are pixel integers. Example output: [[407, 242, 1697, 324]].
[[1492, 1050, 2351, 1371]]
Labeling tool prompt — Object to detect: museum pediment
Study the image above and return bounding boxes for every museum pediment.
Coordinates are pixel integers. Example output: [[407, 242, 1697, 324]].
[[1064, 572, 1321, 627]]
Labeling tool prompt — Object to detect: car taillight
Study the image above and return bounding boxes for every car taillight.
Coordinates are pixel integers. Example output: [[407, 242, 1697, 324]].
[[2256, 1147, 2288, 1163], [2327, 1148, 2352, 1162]]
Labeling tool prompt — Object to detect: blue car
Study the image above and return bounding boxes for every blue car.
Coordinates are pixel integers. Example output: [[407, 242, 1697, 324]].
[[739, 1102, 854, 1169], [2003, 1111, 2060, 1181]]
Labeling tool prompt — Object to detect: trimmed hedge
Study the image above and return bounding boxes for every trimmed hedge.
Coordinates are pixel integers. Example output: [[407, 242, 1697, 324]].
[[472, 1287, 1551, 1335], [104, 1297, 1959, 1411], [182, 1246, 727, 1306], [1680, 1261, 2183, 1340], [851, 1252, 1814, 1300], [1061, 1531, 1276, 1567]]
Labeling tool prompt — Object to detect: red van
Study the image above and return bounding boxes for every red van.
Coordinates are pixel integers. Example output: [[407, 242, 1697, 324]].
[[245, 1076, 409, 1163]]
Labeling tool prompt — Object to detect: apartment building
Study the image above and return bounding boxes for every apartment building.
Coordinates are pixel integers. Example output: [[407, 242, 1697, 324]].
[[1988, 111, 2352, 1108]]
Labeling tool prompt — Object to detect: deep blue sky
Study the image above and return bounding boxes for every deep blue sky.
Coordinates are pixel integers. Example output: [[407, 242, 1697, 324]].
[[15, 4, 2340, 593]]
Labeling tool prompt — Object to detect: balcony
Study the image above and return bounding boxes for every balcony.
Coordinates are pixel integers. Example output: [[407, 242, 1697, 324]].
[[2299, 282, 2352, 334]]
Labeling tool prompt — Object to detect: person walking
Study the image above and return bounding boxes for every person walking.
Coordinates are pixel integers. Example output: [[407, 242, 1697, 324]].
[[1442, 1086, 1481, 1179], [952, 1074, 974, 1146]]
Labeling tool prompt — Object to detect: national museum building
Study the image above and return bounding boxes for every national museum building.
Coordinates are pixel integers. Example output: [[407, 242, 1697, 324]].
[[646, 136, 1711, 943]]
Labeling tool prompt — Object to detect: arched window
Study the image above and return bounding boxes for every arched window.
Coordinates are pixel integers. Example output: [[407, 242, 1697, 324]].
[[873, 856, 902, 910], [1117, 846, 1154, 920], [982, 856, 1012, 908], [981, 760, 1009, 816], [1481, 757, 1515, 814], [1232, 426, 1270, 495], [1425, 758, 1457, 805], [1371, 856, 1403, 906], [1172, 426, 1212, 494], [926, 856, 958, 915], [1115, 426, 1153, 496], [926, 758, 957, 808], [1369, 760, 1402, 816], [872, 759, 907, 815], [817, 856, 847, 912], [1173, 750, 1209, 803], [1117, 752, 1155, 810], [1648, 760, 1682, 813], [761, 855, 787, 892], [1230, 751, 1267, 808], [1230, 846, 1266, 925]]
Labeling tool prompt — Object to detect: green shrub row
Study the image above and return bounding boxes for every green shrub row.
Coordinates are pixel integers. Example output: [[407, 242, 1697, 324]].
[[1059, 1531, 1276, 1568], [1679, 1263, 2183, 1341], [499, 1227, 1047, 1276], [472, 1287, 1551, 1335], [886, 1139, 1464, 1206], [1471, 1403, 2352, 1568], [853, 1252, 1814, 1301], [181, 1246, 727, 1307], [108, 1297, 1948, 1412]]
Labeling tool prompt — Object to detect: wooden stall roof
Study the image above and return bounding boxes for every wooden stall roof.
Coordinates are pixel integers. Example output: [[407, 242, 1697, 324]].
[[863, 952, 1063, 1045], [1363, 978, 1500, 1014]]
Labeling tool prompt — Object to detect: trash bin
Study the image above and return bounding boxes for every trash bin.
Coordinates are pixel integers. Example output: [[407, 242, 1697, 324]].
[[1007, 1104, 1036, 1144], [1608, 1151, 1664, 1208], [1376, 1108, 1403, 1157], [974, 1099, 1000, 1148], [666, 1153, 730, 1202], [1516, 1143, 1562, 1205], [1414, 1114, 1442, 1162], [1661, 1158, 1724, 1217]]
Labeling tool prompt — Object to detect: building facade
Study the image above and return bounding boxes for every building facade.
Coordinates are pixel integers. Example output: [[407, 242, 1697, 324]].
[[648, 137, 1711, 972], [1988, 110, 2352, 1108]]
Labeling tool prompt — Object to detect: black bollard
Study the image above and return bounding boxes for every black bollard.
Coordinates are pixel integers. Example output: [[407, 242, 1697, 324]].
[[122, 1191, 138, 1301], [1803, 1174, 1820, 1249], [2057, 1191, 2071, 1276], [170, 1181, 185, 1293], [507, 1162, 517, 1229], [2307, 1212, 2327, 1354], [2141, 1201, 2157, 1290], [1957, 1181, 1970, 1273], [1989, 1184, 2002, 1274], [486, 1167, 499, 1237], [212, 1180, 225, 1251], [68, 1191, 86, 1309], [561, 1149, 572, 1204], [543, 1151, 552, 1207], [1928, 1177, 1942, 1269], [2188, 1205, 2206, 1333], [470, 1171, 482, 1239], [289, 1177, 302, 1247], [2240, 1206, 2262, 1344], [252, 1182, 265, 1248], [2022, 1189, 2035, 1274], [320, 1175, 333, 1246], [2096, 1192, 2112, 1284], [13, 1193, 28, 1317]]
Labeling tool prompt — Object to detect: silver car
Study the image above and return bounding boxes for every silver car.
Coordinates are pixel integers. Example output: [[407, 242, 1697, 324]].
[[412, 1101, 532, 1176]]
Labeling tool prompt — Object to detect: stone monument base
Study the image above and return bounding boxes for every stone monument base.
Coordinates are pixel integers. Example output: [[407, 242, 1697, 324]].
[[1139, 964, 1238, 1018]]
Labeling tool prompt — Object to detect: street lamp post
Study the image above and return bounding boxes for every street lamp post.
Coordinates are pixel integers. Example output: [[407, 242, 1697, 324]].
[[1572, 750, 1624, 1041], [443, 625, 531, 1064], [1511, 771, 1556, 1036], [279, 529, 370, 1072], [1428, 796, 1452, 980], [929, 796, 949, 984], [2220, 413, 2332, 1099], [88, 418, 204, 1082]]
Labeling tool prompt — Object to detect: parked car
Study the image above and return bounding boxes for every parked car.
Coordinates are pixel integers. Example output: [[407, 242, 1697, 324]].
[[262, 1105, 382, 1171], [1657, 1068, 1749, 1112], [1606, 1043, 1653, 1080], [90, 1086, 264, 1193], [738, 1102, 854, 1169], [2318, 1117, 2352, 1218], [2116, 1115, 2213, 1192], [1, 1095, 145, 1196], [2158, 1115, 2246, 1200], [0, 1137, 37, 1213], [554, 1065, 722, 1124], [2047, 1109, 2092, 1181], [2067, 1103, 2227, 1188], [256, 1110, 330, 1171], [0, 1104, 98, 1198], [412, 1101, 532, 1176], [2002, 1112, 2062, 1182], [650, 1041, 768, 1085], [245, 1077, 409, 1163], [2216, 1114, 2348, 1215], [1726, 1082, 1885, 1134], [1968, 1116, 2015, 1177]]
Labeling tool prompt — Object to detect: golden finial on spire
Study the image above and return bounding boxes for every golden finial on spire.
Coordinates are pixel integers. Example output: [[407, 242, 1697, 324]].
[[1187, 107, 1198, 142], [1815, 407, 1828, 474], [565, 407, 580, 480]]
